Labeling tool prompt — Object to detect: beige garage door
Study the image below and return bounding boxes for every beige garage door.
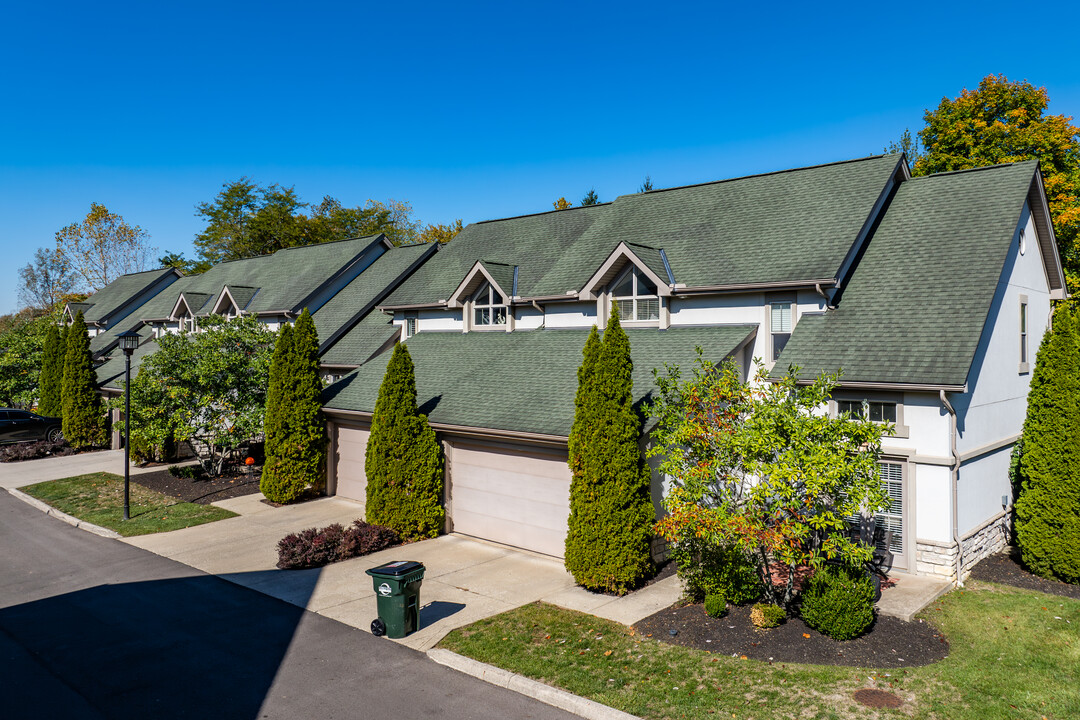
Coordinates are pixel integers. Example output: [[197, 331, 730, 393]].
[[333, 423, 370, 502], [449, 441, 571, 558]]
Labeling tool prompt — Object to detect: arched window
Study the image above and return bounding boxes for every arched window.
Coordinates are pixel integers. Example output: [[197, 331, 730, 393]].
[[610, 266, 659, 322], [472, 282, 507, 326]]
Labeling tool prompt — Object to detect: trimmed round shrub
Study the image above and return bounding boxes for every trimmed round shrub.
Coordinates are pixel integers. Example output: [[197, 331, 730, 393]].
[[704, 591, 727, 618], [800, 565, 876, 640], [750, 603, 785, 628]]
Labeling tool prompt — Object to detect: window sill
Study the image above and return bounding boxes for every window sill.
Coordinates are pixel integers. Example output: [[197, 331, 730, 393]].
[[1018, 362, 1030, 374], [470, 325, 509, 332]]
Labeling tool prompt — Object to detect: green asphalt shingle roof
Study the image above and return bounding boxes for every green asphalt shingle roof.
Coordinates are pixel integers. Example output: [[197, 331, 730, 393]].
[[314, 243, 433, 365], [77, 268, 180, 325], [90, 236, 384, 355], [384, 155, 902, 308], [322, 325, 756, 437], [773, 161, 1039, 387]]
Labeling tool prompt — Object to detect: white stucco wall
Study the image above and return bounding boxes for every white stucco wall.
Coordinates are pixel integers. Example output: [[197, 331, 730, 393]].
[[514, 305, 546, 330], [953, 206, 1051, 455], [544, 301, 598, 329], [914, 463, 952, 543], [879, 392, 951, 459], [414, 308, 463, 332], [957, 446, 1012, 536]]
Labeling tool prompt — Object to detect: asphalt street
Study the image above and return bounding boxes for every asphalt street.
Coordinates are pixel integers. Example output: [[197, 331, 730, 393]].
[[0, 491, 577, 719]]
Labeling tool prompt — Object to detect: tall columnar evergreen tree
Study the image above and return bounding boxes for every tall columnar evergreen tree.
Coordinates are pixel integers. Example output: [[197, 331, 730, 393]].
[[261, 311, 327, 504], [365, 343, 444, 540], [38, 323, 63, 417], [1015, 303, 1080, 582], [60, 312, 104, 449], [263, 323, 294, 461], [565, 313, 655, 594]]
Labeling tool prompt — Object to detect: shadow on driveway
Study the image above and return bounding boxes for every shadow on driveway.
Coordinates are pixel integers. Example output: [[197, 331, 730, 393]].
[[0, 570, 321, 719]]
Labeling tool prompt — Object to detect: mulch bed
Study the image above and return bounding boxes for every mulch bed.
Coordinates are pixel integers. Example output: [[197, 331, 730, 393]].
[[132, 467, 262, 505], [633, 602, 949, 668], [968, 548, 1080, 600]]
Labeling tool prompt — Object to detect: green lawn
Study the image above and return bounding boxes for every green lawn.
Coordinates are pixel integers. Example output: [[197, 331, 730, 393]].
[[21, 472, 236, 537], [439, 581, 1079, 719]]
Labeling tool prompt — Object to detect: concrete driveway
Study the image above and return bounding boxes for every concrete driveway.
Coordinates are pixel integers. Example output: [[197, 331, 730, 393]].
[[124, 493, 684, 650], [0, 449, 173, 489]]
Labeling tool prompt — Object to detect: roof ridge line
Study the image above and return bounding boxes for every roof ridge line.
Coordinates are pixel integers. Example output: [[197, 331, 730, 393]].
[[911, 160, 1037, 181], [611, 154, 902, 200], [472, 202, 612, 226]]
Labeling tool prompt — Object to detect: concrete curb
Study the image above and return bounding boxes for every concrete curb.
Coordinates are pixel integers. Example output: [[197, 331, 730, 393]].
[[7, 488, 122, 539], [427, 648, 639, 720]]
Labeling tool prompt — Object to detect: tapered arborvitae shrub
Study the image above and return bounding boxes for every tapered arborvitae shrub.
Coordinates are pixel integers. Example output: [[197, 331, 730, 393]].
[[61, 312, 104, 449], [38, 323, 63, 417], [263, 323, 293, 460], [1015, 303, 1080, 582], [565, 313, 655, 594], [261, 311, 327, 504], [365, 343, 444, 540]]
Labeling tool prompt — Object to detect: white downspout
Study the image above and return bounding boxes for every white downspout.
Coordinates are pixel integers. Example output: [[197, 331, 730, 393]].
[[940, 390, 963, 585]]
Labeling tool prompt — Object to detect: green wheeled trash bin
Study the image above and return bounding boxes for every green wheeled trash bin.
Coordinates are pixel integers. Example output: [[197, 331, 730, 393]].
[[366, 561, 425, 638]]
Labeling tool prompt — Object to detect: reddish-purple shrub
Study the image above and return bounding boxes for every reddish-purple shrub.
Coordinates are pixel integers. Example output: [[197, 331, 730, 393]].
[[276, 519, 400, 569]]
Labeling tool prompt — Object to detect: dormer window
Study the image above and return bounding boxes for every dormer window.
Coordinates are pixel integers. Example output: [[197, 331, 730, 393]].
[[472, 282, 507, 326], [611, 266, 659, 323], [178, 309, 194, 333]]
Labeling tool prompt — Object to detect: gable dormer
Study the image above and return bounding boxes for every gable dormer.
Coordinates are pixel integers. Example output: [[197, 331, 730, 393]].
[[211, 285, 260, 318], [170, 292, 211, 332], [579, 242, 674, 328], [447, 261, 518, 332], [64, 302, 94, 325]]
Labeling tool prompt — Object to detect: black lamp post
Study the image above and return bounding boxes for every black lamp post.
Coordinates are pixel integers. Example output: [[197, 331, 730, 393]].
[[118, 330, 140, 521]]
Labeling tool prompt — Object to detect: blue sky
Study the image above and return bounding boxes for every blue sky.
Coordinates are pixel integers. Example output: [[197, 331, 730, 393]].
[[3, 1, 1079, 312]]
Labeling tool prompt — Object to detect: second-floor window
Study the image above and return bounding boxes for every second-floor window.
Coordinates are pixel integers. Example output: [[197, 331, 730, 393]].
[[771, 302, 791, 360], [405, 317, 417, 338], [472, 282, 507, 326], [1019, 300, 1028, 364], [611, 266, 659, 322], [837, 399, 897, 424]]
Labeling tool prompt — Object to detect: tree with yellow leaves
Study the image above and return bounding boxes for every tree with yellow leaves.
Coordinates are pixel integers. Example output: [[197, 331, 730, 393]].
[[55, 203, 157, 292], [915, 75, 1080, 290]]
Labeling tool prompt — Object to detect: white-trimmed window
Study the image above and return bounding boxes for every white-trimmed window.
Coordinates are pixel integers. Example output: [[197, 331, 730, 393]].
[[405, 317, 417, 338], [1019, 298, 1028, 367], [611, 266, 659, 323], [770, 302, 791, 360], [837, 399, 897, 424], [472, 282, 507, 326], [178, 310, 194, 333]]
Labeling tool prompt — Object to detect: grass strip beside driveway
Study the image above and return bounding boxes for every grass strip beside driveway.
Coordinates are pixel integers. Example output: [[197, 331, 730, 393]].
[[21, 472, 236, 537], [438, 582, 1080, 719]]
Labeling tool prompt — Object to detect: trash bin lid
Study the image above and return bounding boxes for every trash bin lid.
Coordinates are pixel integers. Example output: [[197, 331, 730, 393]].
[[367, 560, 424, 576]]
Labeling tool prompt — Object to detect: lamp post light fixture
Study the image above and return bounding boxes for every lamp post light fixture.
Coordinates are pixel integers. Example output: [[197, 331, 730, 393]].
[[118, 330, 140, 521]]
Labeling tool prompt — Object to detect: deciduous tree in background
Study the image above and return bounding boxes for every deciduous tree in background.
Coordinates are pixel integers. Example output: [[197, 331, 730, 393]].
[[192, 179, 436, 264], [884, 128, 923, 167], [0, 311, 49, 409], [552, 197, 573, 210], [914, 75, 1080, 289], [1014, 303, 1080, 582], [18, 248, 76, 311], [565, 314, 655, 594], [365, 343, 444, 540], [55, 203, 157, 291], [261, 310, 327, 504], [61, 312, 105, 448], [418, 219, 464, 244]]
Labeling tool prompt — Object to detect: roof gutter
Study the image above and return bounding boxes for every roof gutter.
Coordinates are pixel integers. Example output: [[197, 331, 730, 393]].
[[940, 389, 964, 586], [790, 379, 968, 393], [673, 279, 837, 296], [322, 408, 569, 448]]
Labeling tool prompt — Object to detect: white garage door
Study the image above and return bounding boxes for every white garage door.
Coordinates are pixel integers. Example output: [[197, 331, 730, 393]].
[[332, 423, 370, 502], [448, 441, 571, 558]]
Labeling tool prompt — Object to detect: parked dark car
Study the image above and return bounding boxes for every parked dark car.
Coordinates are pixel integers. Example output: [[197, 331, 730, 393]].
[[0, 409, 63, 444]]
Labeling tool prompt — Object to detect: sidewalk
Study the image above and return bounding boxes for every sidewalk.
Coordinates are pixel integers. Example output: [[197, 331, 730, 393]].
[[0, 449, 180, 490]]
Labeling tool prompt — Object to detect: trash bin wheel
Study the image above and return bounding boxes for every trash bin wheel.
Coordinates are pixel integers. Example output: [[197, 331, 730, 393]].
[[371, 618, 387, 637]]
